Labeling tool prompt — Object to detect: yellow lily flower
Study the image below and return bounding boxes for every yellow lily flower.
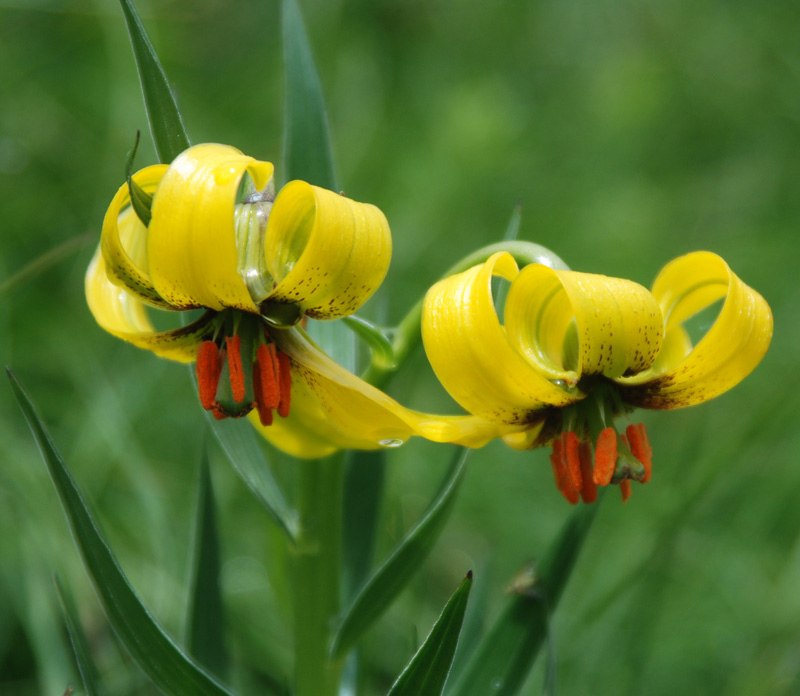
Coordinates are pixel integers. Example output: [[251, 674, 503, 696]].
[[87, 143, 504, 457], [422, 251, 773, 503]]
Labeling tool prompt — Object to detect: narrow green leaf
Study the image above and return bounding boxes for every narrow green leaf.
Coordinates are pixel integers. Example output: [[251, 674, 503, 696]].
[[330, 448, 470, 660], [447, 501, 600, 696], [387, 571, 473, 696], [206, 414, 298, 544], [343, 449, 387, 598], [126, 130, 152, 226], [119, 0, 190, 163], [54, 575, 103, 696], [282, 0, 337, 190], [8, 370, 236, 696], [185, 445, 228, 680]]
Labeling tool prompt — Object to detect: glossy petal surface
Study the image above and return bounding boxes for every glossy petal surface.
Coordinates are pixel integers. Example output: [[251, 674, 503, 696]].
[[148, 144, 273, 312], [422, 252, 577, 425], [620, 251, 773, 408], [88, 206, 215, 362], [265, 181, 392, 319], [250, 327, 515, 458]]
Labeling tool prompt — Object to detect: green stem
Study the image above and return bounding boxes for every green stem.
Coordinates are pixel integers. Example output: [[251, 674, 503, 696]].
[[362, 240, 568, 387], [291, 454, 345, 696]]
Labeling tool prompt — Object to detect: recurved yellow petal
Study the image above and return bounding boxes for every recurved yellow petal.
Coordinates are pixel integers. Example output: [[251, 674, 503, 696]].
[[148, 144, 273, 312], [100, 164, 171, 309], [621, 251, 773, 409], [263, 181, 391, 319], [87, 207, 215, 362], [422, 252, 578, 425], [252, 326, 513, 458], [505, 264, 664, 380]]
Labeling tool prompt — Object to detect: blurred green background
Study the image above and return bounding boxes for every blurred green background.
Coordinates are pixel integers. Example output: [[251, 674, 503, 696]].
[[2, 0, 799, 694]]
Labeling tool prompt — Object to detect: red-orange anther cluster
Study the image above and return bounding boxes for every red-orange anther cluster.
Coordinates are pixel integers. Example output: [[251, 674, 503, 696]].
[[549, 424, 653, 505], [195, 337, 292, 425]]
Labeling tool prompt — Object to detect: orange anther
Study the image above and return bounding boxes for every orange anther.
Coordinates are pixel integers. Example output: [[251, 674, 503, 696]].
[[564, 431, 583, 493], [578, 441, 597, 503], [592, 427, 618, 486], [211, 406, 227, 421], [196, 341, 221, 410], [620, 479, 632, 503], [276, 350, 292, 418], [253, 344, 280, 426], [549, 434, 579, 505], [626, 423, 652, 483], [225, 335, 246, 403]]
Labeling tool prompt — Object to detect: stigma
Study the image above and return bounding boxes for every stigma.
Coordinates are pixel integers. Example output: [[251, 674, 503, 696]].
[[549, 423, 652, 504]]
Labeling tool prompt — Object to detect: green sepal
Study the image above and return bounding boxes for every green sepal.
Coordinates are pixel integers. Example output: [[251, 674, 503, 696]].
[[7, 369, 235, 696], [330, 448, 469, 660], [119, 0, 191, 163], [126, 130, 153, 227], [386, 571, 473, 696], [54, 575, 103, 696]]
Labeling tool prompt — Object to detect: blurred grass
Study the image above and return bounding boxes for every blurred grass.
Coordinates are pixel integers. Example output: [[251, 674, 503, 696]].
[[2, 0, 799, 694]]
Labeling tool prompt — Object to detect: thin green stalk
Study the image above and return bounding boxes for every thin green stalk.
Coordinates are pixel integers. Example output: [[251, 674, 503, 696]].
[[362, 240, 568, 387], [291, 454, 345, 696]]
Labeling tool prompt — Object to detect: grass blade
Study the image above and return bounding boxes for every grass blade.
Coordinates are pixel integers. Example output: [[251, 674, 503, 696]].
[[185, 445, 228, 680], [54, 575, 103, 696], [447, 501, 600, 696], [119, 0, 191, 163], [282, 0, 337, 189], [330, 448, 470, 660], [387, 571, 473, 696], [8, 369, 235, 696]]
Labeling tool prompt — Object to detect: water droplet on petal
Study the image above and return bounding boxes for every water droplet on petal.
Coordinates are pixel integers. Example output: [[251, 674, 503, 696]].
[[379, 438, 404, 448]]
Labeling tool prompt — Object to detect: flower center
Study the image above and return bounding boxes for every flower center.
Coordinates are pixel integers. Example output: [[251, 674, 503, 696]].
[[195, 310, 292, 426], [548, 383, 653, 504]]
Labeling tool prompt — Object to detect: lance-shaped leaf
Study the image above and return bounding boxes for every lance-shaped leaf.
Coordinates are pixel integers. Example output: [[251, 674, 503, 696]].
[[54, 575, 103, 696], [119, 0, 190, 163], [387, 571, 473, 696], [330, 448, 470, 660], [447, 501, 599, 696], [206, 413, 298, 544], [282, 0, 337, 190], [185, 446, 228, 680], [8, 370, 236, 696]]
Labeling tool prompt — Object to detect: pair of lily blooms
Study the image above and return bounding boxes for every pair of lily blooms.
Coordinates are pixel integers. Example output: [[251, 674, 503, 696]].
[[87, 144, 773, 503]]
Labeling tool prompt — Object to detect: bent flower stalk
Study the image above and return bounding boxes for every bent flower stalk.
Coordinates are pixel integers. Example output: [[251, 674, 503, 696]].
[[86, 143, 503, 458], [422, 251, 773, 503]]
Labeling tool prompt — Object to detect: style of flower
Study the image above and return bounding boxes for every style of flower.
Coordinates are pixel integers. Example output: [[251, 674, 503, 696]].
[[87, 143, 503, 458], [421, 251, 773, 503]]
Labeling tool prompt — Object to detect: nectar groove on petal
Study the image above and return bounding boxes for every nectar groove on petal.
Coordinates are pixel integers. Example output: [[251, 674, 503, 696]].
[[196, 341, 221, 410]]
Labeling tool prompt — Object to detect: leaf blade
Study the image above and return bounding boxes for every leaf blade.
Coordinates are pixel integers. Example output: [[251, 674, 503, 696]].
[[54, 575, 103, 696], [447, 501, 600, 696], [8, 369, 235, 696], [387, 571, 473, 696], [119, 0, 191, 163], [185, 445, 228, 680], [281, 0, 337, 189], [331, 448, 470, 660]]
